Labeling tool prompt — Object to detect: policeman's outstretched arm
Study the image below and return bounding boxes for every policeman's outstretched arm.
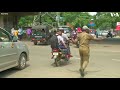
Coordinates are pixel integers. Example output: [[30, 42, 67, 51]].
[[93, 37, 105, 41], [89, 34, 105, 41]]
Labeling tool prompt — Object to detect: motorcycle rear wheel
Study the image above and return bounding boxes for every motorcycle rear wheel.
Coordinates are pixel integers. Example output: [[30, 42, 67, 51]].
[[55, 57, 60, 67]]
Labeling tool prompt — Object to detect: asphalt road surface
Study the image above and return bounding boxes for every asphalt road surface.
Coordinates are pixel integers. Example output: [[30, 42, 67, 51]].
[[0, 38, 120, 78]]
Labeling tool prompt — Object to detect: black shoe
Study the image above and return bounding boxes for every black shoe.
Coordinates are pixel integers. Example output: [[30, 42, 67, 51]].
[[80, 69, 85, 77]]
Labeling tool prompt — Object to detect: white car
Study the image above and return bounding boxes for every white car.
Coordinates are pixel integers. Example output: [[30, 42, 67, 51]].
[[101, 31, 108, 36], [0, 27, 29, 72]]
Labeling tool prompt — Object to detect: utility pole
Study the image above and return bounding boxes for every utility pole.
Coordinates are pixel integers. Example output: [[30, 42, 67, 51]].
[[39, 12, 42, 25], [56, 12, 60, 27]]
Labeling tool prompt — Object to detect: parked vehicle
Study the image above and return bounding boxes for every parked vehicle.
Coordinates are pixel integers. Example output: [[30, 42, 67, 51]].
[[0, 27, 29, 72], [101, 30, 116, 38], [106, 31, 113, 38], [101, 31, 108, 36]]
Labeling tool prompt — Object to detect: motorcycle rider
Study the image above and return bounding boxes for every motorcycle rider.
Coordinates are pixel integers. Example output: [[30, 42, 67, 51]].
[[50, 29, 67, 59], [107, 30, 112, 38], [59, 28, 73, 57], [76, 27, 82, 48], [77, 27, 82, 34], [57, 29, 68, 49], [71, 28, 77, 40]]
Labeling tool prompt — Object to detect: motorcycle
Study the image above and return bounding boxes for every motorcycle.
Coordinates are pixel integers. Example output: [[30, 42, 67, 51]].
[[106, 33, 113, 38], [71, 33, 79, 48], [51, 48, 70, 67]]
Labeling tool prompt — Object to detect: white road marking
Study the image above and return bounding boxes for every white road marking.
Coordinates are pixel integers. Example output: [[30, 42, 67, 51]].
[[72, 57, 80, 60], [92, 50, 120, 53], [112, 59, 120, 62]]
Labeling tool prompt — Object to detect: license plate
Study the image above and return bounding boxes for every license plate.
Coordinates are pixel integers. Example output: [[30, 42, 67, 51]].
[[53, 52, 58, 55], [35, 36, 42, 38]]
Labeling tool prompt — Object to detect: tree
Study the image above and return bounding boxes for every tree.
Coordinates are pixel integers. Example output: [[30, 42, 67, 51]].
[[18, 12, 120, 30], [62, 12, 93, 28], [18, 16, 34, 27], [94, 12, 120, 30]]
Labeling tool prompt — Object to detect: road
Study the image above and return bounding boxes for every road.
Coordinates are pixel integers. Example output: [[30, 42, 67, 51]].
[[0, 38, 120, 78]]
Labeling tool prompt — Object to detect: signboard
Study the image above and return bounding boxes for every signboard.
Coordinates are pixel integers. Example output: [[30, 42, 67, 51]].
[[117, 22, 120, 26], [88, 22, 95, 27], [115, 25, 120, 31], [88, 21, 96, 27], [115, 22, 120, 31], [1, 13, 8, 15]]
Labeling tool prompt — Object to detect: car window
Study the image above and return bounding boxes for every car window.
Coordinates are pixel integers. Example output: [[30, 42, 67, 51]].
[[0, 29, 10, 42]]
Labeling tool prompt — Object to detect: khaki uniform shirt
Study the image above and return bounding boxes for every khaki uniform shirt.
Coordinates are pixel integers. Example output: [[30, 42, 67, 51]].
[[77, 32, 94, 49]]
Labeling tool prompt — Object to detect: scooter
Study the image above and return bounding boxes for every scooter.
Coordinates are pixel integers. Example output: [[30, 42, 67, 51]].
[[106, 33, 112, 38]]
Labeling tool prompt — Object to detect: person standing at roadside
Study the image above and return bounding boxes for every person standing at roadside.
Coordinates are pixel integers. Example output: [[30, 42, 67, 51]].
[[13, 27, 19, 41], [11, 28, 15, 39], [18, 27, 23, 40], [26, 27, 32, 40]]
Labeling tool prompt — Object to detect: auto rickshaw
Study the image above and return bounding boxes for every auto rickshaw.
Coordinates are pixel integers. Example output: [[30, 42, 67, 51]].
[[31, 25, 51, 45]]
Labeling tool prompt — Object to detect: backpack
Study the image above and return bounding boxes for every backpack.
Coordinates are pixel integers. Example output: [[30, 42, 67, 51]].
[[50, 35, 58, 49]]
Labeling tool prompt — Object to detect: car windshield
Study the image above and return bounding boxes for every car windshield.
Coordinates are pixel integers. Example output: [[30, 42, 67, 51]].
[[63, 28, 70, 33], [64, 29, 69, 32]]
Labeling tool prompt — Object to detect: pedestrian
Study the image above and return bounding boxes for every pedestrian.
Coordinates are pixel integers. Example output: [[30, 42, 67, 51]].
[[11, 27, 15, 39], [26, 27, 32, 40], [13, 27, 19, 41], [72, 25, 105, 77], [18, 27, 23, 40], [94, 30, 98, 38]]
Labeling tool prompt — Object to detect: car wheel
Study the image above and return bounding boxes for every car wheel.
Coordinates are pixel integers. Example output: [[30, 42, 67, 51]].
[[34, 41, 37, 45], [16, 53, 27, 70]]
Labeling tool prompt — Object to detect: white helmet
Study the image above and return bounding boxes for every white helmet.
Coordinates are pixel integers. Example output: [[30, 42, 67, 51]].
[[82, 26, 89, 30]]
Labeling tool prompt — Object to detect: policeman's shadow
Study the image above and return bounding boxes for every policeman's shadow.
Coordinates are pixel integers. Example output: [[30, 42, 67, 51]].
[[67, 69, 102, 78]]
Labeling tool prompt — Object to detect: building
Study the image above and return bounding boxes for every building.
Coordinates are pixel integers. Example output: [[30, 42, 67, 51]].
[[0, 12, 38, 32]]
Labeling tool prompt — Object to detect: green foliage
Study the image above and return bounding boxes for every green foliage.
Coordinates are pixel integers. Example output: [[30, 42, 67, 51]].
[[62, 12, 93, 28], [94, 12, 120, 30], [18, 16, 34, 27], [18, 12, 120, 30]]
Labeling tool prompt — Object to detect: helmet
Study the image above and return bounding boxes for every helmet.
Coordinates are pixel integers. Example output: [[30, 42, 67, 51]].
[[82, 26, 89, 30], [77, 27, 82, 33]]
